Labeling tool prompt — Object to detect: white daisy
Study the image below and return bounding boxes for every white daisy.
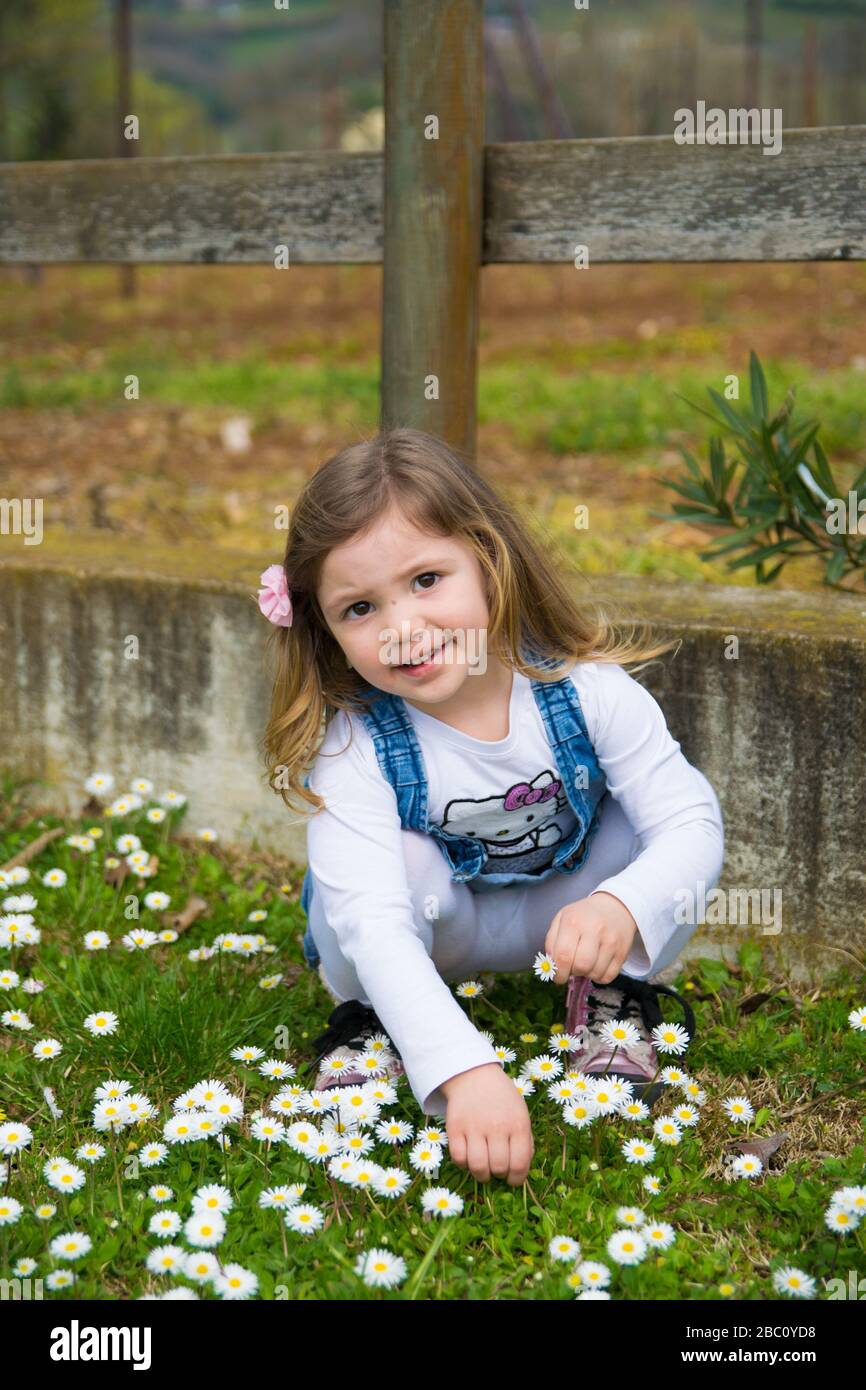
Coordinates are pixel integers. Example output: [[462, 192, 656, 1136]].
[[456, 980, 484, 998], [772, 1265, 816, 1297], [409, 1140, 443, 1175], [532, 951, 557, 982], [644, 1221, 676, 1249], [615, 1206, 645, 1227], [159, 790, 187, 809], [549, 1234, 581, 1263], [85, 771, 115, 796], [585, 1078, 618, 1114], [848, 1005, 866, 1032], [606, 1229, 647, 1265], [183, 1251, 221, 1283], [49, 1231, 93, 1261], [144, 891, 171, 911], [372, 1167, 412, 1199], [600, 1019, 641, 1050], [84, 1011, 119, 1037], [355, 1247, 408, 1288], [421, 1186, 463, 1217], [731, 1153, 763, 1180], [525, 1053, 563, 1081], [652, 1114, 683, 1146], [149, 1210, 182, 1238], [375, 1118, 414, 1145], [0, 1121, 33, 1154], [146, 1245, 187, 1275], [562, 1097, 597, 1128], [42, 868, 68, 887], [213, 1263, 258, 1299], [622, 1137, 656, 1165], [191, 1183, 233, 1215], [723, 1095, 755, 1124], [824, 1204, 860, 1233], [84, 932, 111, 951], [651, 1021, 690, 1054], [0, 1196, 23, 1225], [576, 1259, 611, 1288], [184, 1211, 226, 1247], [831, 1186, 866, 1215], [285, 1203, 324, 1235]]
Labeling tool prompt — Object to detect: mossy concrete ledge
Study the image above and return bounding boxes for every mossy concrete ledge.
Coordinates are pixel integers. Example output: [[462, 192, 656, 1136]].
[[1, 559, 864, 984]]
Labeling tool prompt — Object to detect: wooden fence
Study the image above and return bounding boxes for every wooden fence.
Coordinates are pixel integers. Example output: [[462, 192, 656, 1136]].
[[0, 0, 864, 457]]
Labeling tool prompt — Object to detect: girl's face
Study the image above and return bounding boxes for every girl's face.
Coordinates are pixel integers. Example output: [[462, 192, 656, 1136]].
[[317, 502, 492, 708]]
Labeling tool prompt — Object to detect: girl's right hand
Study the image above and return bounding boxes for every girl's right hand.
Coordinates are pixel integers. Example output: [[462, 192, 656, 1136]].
[[440, 1063, 534, 1185]]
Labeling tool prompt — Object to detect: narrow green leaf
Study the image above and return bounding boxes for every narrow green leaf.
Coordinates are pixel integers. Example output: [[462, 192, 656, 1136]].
[[749, 351, 769, 421]]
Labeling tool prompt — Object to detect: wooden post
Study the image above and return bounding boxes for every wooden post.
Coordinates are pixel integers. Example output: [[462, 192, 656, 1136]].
[[115, 0, 136, 299], [381, 0, 484, 461]]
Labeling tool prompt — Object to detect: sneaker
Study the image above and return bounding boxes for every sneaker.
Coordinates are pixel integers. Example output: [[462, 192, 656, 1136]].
[[307, 999, 405, 1091], [564, 971, 696, 1107]]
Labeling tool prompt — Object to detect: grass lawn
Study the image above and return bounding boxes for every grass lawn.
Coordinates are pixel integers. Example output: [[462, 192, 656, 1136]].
[[1, 771, 865, 1302]]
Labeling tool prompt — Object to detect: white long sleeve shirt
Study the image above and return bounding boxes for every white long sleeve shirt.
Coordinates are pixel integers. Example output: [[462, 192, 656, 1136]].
[[306, 660, 724, 1114]]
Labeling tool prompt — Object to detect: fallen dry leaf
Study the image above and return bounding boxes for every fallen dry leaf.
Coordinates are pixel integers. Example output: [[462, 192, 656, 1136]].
[[738, 987, 784, 1015], [104, 860, 130, 888], [0, 827, 65, 872], [165, 896, 209, 935], [725, 1132, 789, 1166]]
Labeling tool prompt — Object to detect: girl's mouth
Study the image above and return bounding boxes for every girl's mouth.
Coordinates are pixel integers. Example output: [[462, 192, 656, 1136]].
[[397, 637, 451, 676]]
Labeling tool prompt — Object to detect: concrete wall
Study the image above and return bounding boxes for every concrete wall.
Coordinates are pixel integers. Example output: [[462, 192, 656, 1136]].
[[2, 557, 864, 982]]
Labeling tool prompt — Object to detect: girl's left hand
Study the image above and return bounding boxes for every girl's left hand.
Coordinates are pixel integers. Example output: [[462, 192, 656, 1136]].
[[545, 893, 639, 986]]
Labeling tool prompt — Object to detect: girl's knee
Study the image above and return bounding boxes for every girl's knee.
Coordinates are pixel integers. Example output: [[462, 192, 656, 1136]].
[[400, 829, 459, 927]]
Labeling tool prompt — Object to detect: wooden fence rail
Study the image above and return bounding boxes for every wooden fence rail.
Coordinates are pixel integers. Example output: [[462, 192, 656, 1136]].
[[1, 126, 863, 267]]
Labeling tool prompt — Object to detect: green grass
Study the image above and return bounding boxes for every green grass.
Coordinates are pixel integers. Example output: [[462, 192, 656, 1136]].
[[1, 772, 865, 1301], [2, 354, 865, 461]]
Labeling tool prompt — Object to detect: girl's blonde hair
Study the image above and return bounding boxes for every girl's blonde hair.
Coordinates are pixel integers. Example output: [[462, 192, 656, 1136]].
[[261, 427, 677, 815]]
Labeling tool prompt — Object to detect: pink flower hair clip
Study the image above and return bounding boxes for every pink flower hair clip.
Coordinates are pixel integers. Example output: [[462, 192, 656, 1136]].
[[257, 564, 293, 627]]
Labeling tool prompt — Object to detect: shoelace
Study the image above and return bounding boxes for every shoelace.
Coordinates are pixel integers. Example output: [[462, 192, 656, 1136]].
[[584, 972, 697, 1046]]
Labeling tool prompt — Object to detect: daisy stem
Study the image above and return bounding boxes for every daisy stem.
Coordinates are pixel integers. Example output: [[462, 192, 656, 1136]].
[[110, 1132, 125, 1219], [561, 1127, 567, 1173], [279, 1216, 288, 1262], [365, 1190, 387, 1220], [604, 1044, 621, 1071], [220, 1142, 230, 1194]]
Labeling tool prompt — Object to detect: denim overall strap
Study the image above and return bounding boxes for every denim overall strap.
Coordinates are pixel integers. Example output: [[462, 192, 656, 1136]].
[[530, 665, 608, 874], [357, 691, 486, 881]]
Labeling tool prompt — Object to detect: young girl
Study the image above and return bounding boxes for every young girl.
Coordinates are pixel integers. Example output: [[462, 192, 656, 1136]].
[[259, 428, 724, 1187]]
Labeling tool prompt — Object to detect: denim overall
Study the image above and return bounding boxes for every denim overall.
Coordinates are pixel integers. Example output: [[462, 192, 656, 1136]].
[[300, 656, 608, 969]]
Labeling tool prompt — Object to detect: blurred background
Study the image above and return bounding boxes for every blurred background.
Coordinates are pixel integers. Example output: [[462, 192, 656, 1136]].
[[1, 0, 864, 590]]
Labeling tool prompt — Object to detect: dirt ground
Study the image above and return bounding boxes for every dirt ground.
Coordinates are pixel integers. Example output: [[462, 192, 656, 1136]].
[[1, 261, 864, 586]]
